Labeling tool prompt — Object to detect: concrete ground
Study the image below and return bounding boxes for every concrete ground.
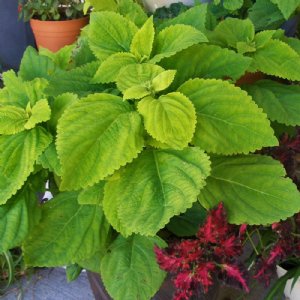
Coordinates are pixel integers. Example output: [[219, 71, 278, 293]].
[[1, 268, 93, 300]]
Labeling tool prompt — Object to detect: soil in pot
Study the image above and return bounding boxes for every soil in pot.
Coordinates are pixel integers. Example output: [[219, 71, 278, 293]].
[[30, 17, 88, 52]]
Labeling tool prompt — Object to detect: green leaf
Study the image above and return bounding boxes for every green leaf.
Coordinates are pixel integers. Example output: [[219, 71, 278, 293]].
[[223, 0, 244, 10], [151, 70, 177, 92], [88, 12, 138, 61], [57, 93, 144, 190], [37, 142, 62, 175], [243, 80, 300, 126], [101, 234, 166, 300], [0, 182, 42, 252], [251, 39, 300, 81], [210, 18, 255, 49], [0, 105, 28, 135], [270, 0, 300, 19], [248, 0, 285, 31], [66, 264, 82, 282], [117, 0, 148, 27], [23, 192, 111, 267], [160, 44, 252, 88], [92, 53, 137, 84], [130, 16, 154, 60], [72, 36, 97, 67], [24, 99, 51, 130], [178, 79, 278, 154], [158, 5, 208, 32], [46, 62, 105, 97], [151, 24, 208, 63], [0, 127, 52, 205], [49, 93, 78, 131], [116, 63, 164, 92], [137, 92, 196, 149], [199, 155, 300, 225], [103, 148, 211, 236], [78, 182, 105, 205], [166, 202, 207, 237], [87, 0, 117, 11], [18, 47, 57, 81], [123, 85, 150, 100], [236, 41, 256, 54], [40, 45, 74, 70], [254, 30, 277, 49]]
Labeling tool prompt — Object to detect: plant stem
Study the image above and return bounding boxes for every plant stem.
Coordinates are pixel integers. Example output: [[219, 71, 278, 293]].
[[246, 230, 259, 256]]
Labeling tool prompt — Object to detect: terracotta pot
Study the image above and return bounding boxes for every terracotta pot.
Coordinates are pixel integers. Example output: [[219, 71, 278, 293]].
[[235, 72, 265, 86], [277, 265, 300, 300], [30, 17, 88, 52]]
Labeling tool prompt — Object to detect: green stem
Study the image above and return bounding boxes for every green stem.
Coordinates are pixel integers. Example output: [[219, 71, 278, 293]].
[[246, 230, 259, 256]]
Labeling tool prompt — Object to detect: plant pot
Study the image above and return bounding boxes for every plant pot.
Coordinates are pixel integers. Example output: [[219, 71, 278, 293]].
[[86, 271, 220, 300], [276, 265, 300, 300], [30, 17, 89, 52]]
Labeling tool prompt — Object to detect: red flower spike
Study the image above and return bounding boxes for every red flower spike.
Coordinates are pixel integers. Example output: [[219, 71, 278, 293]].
[[222, 264, 250, 293]]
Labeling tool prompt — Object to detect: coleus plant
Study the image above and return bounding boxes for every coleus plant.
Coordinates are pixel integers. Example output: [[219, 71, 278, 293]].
[[1, 1, 300, 299]]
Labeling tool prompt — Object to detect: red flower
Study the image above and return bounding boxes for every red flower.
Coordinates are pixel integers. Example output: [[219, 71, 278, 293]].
[[222, 264, 249, 293]]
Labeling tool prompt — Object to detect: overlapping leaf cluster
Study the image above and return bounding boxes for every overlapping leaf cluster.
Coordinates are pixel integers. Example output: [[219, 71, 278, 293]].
[[1, 1, 300, 300]]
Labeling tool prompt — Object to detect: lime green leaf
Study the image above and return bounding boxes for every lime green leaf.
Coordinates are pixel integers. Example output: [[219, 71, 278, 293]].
[[23, 192, 111, 266], [116, 63, 164, 92], [249, 0, 285, 31], [78, 182, 105, 205], [37, 142, 62, 175], [282, 37, 300, 55], [223, 0, 243, 10], [0, 105, 28, 135], [117, 0, 148, 27], [166, 202, 207, 237], [123, 85, 150, 100], [270, 0, 300, 19], [0, 182, 42, 252], [101, 234, 166, 300], [210, 18, 255, 49], [254, 30, 277, 48], [49, 93, 78, 131], [40, 45, 74, 70], [243, 80, 300, 126], [66, 264, 82, 282], [72, 36, 97, 67], [178, 79, 278, 154], [57, 93, 144, 190], [199, 155, 300, 225], [24, 99, 51, 130], [158, 5, 208, 32], [0, 127, 52, 205], [18, 47, 57, 81], [137, 92, 196, 149], [251, 39, 300, 80], [236, 41, 256, 54], [88, 12, 138, 60], [92, 53, 137, 84], [103, 148, 211, 236], [161, 44, 252, 88], [152, 70, 177, 92], [130, 16, 154, 60], [87, 0, 117, 11], [46, 62, 105, 97], [151, 24, 208, 63]]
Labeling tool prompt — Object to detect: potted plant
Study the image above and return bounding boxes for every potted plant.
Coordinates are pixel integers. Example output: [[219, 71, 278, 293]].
[[1, 1, 300, 300], [18, 0, 88, 52]]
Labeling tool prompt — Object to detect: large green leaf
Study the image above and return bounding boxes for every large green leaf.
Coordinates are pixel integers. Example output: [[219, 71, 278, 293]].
[[161, 44, 252, 88], [137, 92, 196, 149], [46, 62, 105, 97], [251, 39, 300, 80], [37, 142, 62, 175], [199, 155, 300, 225], [18, 47, 57, 81], [178, 79, 278, 154], [248, 0, 285, 31], [270, 0, 300, 19], [101, 234, 166, 300], [243, 80, 300, 126], [0, 105, 28, 135], [130, 16, 154, 60], [151, 24, 208, 63], [88, 11, 138, 61], [210, 18, 255, 49], [103, 147, 211, 236], [87, 0, 117, 11], [23, 192, 111, 266], [78, 182, 105, 205], [0, 179, 42, 252], [223, 0, 244, 10], [57, 93, 144, 190], [92, 53, 137, 84], [0, 127, 52, 205]]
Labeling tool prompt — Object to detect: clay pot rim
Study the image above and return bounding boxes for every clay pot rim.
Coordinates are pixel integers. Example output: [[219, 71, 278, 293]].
[[30, 16, 89, 24]]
